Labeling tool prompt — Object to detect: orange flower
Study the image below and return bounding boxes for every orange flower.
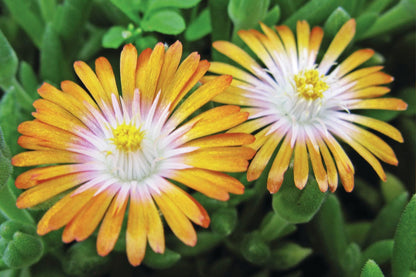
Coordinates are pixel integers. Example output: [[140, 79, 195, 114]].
[[12, 42, 255, 266], [208, 19, 407, 193]]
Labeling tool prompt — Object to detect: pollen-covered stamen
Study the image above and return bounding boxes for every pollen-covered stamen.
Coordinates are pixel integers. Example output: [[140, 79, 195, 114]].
[[294, 69, 329, 100], [112, 123, 145, 152]]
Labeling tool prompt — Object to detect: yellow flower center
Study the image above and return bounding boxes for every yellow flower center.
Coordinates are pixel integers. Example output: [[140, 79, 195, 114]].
[[294, 69, 329, 100], [111, 123, 144, 152]]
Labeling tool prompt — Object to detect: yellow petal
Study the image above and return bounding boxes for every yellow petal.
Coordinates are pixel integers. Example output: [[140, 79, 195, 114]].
[[120, 44, 138, 103]]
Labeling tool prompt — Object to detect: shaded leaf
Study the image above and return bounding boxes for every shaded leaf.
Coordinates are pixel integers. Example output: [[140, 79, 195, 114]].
[[148, 0, 202, 11], [142, 10, 186, 35], [267, 242, 312, 271], [102, 26, 126, 49], [324, 7, 352, 38], [361, 260, 384, 277], [362, 240, 393, 266], [143, 248, 181, 270], [185, 9, 212, 41]]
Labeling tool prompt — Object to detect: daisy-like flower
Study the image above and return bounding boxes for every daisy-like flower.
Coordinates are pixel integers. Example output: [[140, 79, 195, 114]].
[[208, 19, 407, 193], [12, 42, 255, 266]]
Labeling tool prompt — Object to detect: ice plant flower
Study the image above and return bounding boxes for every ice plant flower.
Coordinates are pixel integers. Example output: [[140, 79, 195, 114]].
[[208, 19, 407, 193], [11, 42, 255, 266]]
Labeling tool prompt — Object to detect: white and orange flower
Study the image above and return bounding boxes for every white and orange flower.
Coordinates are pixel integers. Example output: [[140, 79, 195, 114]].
[[12, 42, 255, 266], [208, 19, 407, 193]]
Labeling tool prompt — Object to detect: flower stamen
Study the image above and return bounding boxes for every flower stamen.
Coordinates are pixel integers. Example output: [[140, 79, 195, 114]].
[[294, 69, 329, 100], [111, 123, 145, 152]]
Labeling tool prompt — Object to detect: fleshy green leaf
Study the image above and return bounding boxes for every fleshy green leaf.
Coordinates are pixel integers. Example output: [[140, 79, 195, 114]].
[[346, 222, 371, 246], [143, 248, 181, 270], [340, 243, 362, 275], [110, 0, 142, 24], [360, 0, 416, 39], [228, 0, 270, 30], [0, 180, 34, 224], [361, 260, 385, 277], [366, 0, 397, 13], [185, 9, 212, 41], [362, 240, 394, 266], [241, 232, 271, 265], [0, 30, 18, 87], [272, 170, 327, 224], [392, 194, 416, 277], [381, 173, 406, 203], [259, 212, 293, 242], [63, 239, 110, 276], [355, 12, 378, 39], [267, 242, 312, 271], [364, 192, 408, 247], [211, 207, 238, 236], [398, 87, 416, 116], [148, 0, 202, 11], [135, 35, 158, 52], [142, 10, 186, 35], [284, 0, 339, 29], [324, 7, 352, 38], [310, 195, 348, 266], [52, 0, 92, 40], [40, 23, 64, 85], [38, 0, 57, 23], [18, 62, 38, 100], [102, 26, 127, 49], [173, 232, 223, 257], [2, 0, 44, 47], [262, 5, 281, 26]]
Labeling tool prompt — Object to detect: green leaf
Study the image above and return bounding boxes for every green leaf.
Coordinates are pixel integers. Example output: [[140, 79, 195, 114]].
[[148, 0, 202, 11], [381, 173, 406, 203], [52, 0, 92, 40], [2, 0, 44, 47], [259, 212, 293, 242], [0, 180, 34, 224], [0, 30, 18, 86], [360, 0, 416, 39], [323, 7, 352, 38], [392, 194, 416, 277], [267, 242, 312, 271], [340, 243, 362, 275], [361, 260, 385, 277], [110, 0, 142, 24], [211, 207, 238, 236], [398, 87, 416, 116], [366, 0, 398, 14], [262, 5, 281, 26], [362, 240, 394, 266], [38, 0, 57, 23], [142, 10, 186, 35], [0, 150, 12, 190], [63, 239, 110, 276], [143, 248, 181, 270], [1, 232, 44, 269], [346, 222, 371, 246], [18, 62, 38, 100], [40, 23, 64, 85], [310, 195, 348, 265], [185, 9, 212, 41], [135, 36, 158, 52], [173, 232, 223, 257], [272, 170, 327, 224], [78, 28, 106, 60], [284, 0, 339, 29], [228, 0, 270, 30], [355, 12, 378, 39], [0, 89, 20, 156], [241, 232, 271, 265], [364, 192, 408, 247], [102, 26, 127, 49]]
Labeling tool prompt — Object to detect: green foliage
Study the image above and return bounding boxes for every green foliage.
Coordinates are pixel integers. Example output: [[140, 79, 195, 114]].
[[141, 10, 186, 35], [185, 9, 212, 41], [268, 242, 312, 270], [392, 195, 416, 277], [143, 248, 181, 270], [272, 170, 327, 224], [210, 207, 238, 236], [361, 260, 385, 277]]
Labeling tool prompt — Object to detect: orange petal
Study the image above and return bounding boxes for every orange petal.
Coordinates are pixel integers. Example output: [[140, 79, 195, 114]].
[[267, 135, 294, 193], [37, 187, 97, 235], [61, 80, 98, 109], [318, 19, 356, 74], [349, 98, 407, 111], [209, 62, 257, 84], [74, 60, 110, 107], [317, 138, 338, 192], [12, 150, 87, 167], [306, 140, 328, 192], [182, 146, 255, 172], [62, 188, 114, 243], [153, 192, 197, 247], [185, 133, 254, 148], [307, 26, 324, 66], [212, 41, 263, 74], [95, 57, 119, 100], [97, 188, 129, 256], [350, 86, 391, 99], [157, 41, 183, 94], [126, 187, 147, 266], [293, 138, 309, 190], [247, 131, 283, 181], [296, 20, 311, 68], [161, 180, 210, 228], [169, 75, 232, 125], [334, 49, 374, 77], [141, 42, 165, 107], [120, 44, 138, 103], [16, 172, 91, 208]]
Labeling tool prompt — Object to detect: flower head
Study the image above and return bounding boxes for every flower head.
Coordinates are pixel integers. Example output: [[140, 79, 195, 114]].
[[209, 19, 407, 193], [12, 42, 255, 266]]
